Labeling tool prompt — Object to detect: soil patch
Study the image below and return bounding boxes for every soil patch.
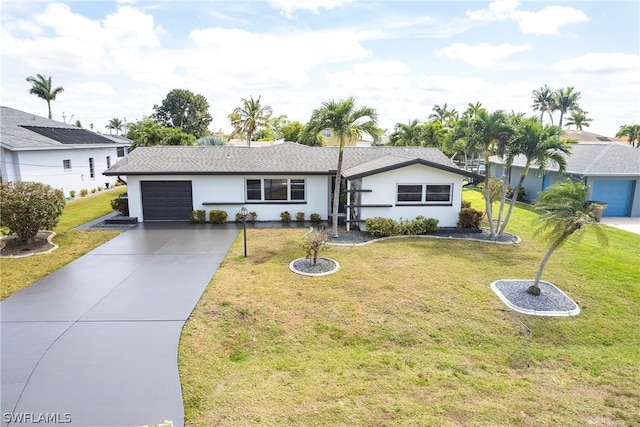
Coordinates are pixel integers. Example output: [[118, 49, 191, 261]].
[[0, 232, 57, 258]]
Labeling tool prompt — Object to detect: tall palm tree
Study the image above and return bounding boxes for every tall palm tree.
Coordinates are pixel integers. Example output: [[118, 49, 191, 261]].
[[26, 74, 64, 120], [390, 119, 423, 146], [499, 118, 572, 235], [429, 103, 458, 128], [229, 95, 273, 147], [529, 179, 608, 295], [106, 118, 123, 135], [565, 109, 592, 130], [616, 124, 640, 148], [306, 97, 380, 237], [531, 85, 555, 125], [552, 87, 581, 136]]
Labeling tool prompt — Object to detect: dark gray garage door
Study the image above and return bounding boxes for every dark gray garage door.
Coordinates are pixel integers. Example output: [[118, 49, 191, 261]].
[[141, 181, 193, 221]]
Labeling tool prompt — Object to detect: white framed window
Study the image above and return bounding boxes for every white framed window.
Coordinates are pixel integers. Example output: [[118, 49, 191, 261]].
[[322, 129, 332, 137], [396, 183, 452, 205], [63, 159, 71, 170], [246, 178, 306, 202]]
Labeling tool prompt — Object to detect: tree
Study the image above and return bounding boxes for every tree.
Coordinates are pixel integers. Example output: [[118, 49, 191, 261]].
[[281, 121, 304, 142], [229, 95, 273, 146], [531, 85, 555, 125], [106, 118, 123, 135], [305, 97, 380, 237], [152, 89, 212, 138], [127, 118, 195, 149], [429, 103, 458, 128], [0, 181, 66, 243], [74, 120, 82, 128], [529, 180, 608, 295], [389, 119, 424, 146], [552, 86, 581, 135], [565, 109, 592, 130], [195, 135, 227, 146], [25, 74, 64, 120], [297, 124, 324, 146], [616, 124, 640, 148]]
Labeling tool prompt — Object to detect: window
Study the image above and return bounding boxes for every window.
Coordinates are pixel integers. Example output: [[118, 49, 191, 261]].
[[396, 183, 452, 205], [322, 129, 332, 137], [106, 156, 111, 168], [245, 178, 306, 202], [63, 159, 71, 170], [117, 147, 126, 157], [89, 157, 95, 178]]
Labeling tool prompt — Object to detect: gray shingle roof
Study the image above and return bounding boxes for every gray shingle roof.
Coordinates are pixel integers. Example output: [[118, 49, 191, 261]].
[[104, 143, 482, 179], [1, 106, 130, 150]]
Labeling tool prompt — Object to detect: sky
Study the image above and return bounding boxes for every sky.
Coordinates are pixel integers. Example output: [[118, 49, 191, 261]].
[[1, 0, 639, 138]]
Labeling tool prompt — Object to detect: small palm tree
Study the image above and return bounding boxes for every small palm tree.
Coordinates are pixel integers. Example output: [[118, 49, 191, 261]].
[[616, 124, 640, 148], [565, 109, 592, 130], [552, 87, 581, 136], [306, 97, 380, 237], [531, 84, 555, 125], [390, 119, 424, 146], [106, 118, 123, 135], [529, 179, 608, 295], [26, 74, 64, 119], [229, 95, 273, 147]]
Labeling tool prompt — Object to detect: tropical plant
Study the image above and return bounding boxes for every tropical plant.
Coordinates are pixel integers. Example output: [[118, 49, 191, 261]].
[[110, 193, 129, 216], [552, 87, 581, 136], [127, 118, 195, 148], [281, 121, 305, 142], [305, 97, 381, 237], [531, 84, 555, 125], [195, 135, 227, 146], [152, 89, 213, 138], [389, 119, 424, 146], [616, 124, 640, 148], [0, 181, 66, 242], [529, 179, 608, 295], [297, 124, 324, 146], [106, 118, 123, 135], [229, 95, 273, 146], [429, 103, 458, 128], [302, 228, 328, 266], [25, 74, 64, 120], [564, 109, 592, 130]]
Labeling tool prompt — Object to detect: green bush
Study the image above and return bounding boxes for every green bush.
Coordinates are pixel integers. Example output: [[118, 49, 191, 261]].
[[0, 181, 66, 242], [80, 188, 88, 197], [91, 188, 97, 194], [69, 190, 76, 198], [280, 211, 291, 224], [190, 210, 206, 224], [235, 210, 258, 223], [457, 208, 484, 229], [110, 193, 129, 216], [507, 186, 526, 201], [97, 186, 103, 192], [365, 217, 400, 237], [412, 215, 439, 234], [310, 213, 322, 223], [209, 210, 228, 224], [296, 211, 305, 222]]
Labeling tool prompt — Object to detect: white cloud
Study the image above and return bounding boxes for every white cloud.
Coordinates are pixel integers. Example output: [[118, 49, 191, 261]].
[[435, 42, 531, 68], [71, 81, 116, 96], [269, 0, 352, 17], [466, 0, 519, 21], [553, 52, 640, 74]]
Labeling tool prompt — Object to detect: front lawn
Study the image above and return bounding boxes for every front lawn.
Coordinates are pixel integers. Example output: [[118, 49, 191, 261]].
[[1, 188, 126, 300], [179, 190, 640, 426]]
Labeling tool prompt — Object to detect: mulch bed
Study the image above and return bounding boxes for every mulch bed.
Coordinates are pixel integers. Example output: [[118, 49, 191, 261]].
[[0, 232, 57, 257]]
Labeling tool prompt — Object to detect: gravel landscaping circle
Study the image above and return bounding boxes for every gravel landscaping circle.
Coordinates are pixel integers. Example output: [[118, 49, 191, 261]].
[[0, 232, 58, 258], [491, 279, 580, 316], [290, 257, 340, 276]]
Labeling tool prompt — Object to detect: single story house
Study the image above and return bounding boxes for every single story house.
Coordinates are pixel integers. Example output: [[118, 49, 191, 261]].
[[489, 131, 640, 217], [104, 143, 483, 228], [1, 106, 131, 196]]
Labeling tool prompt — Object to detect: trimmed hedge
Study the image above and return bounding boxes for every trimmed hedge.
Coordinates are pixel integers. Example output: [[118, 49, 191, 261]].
[[365, 216, 439, 238], [209, 210, 228, 224], [457, 208, 483, 229]]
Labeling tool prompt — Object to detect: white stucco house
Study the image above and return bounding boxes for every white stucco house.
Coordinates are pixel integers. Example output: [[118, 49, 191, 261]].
[[104, 143, 483, 228], [489, 130, 640, 217], [1, 106, 131, 196]]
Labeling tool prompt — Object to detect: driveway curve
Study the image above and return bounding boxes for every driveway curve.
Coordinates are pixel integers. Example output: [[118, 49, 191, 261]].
[[1, 223, 239, 427]]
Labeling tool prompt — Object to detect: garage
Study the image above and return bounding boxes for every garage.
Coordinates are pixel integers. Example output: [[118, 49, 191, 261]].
[[141, 180, 193, 221], [592, 180, 636, 217]]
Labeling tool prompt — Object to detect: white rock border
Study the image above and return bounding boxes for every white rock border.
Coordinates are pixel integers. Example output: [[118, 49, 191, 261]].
[[289, 257, 340, 277], [490, 279, 580, 317], [328, 232, 521, 247]]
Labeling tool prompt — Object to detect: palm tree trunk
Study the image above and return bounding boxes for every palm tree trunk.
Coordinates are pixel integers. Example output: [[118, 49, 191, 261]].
[[483, 149, 495, 236], [331, 147, 344, 238], [495, 164, 510, 235], [246, 131, 252, 147], [47, 100, 53, 120], [499, 163, 530, 235], [529, 238, 563, 295]]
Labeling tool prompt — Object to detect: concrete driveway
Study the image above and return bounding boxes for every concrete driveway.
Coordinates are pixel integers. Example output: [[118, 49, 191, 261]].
[[600, 217, 640, 235], [1, 224, 239, 427]]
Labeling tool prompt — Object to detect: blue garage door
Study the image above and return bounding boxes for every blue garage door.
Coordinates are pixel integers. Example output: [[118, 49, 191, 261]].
[[592, 180, 635, 217]]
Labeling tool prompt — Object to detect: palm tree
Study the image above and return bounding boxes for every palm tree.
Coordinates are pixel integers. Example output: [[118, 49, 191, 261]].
[[229, 95, 273, 147], [306, 97, 380, 237], [616, 124, 640, 148], [565, 109, 592, 130], [429, 103, 458, 128], [529, 179, 608, 295], [390, 119, 424, 146], [499, 118, 572, 235], [25, 74, 64, 120], [552, 87, 581, 135], [531, 85, 555, 125], [106, 118, 123, 135]]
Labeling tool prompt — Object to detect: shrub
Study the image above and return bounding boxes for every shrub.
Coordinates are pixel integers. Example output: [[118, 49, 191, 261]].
[[457, 208, 483, 229], [91, 188, 97, 194], [477, 177, 503, 204], [97, 186, 103, 192], [280, 211, 291, 224], [209, 210, 228, 224], [296, 211, 305, 222], [310, 213, 322, 223], [365, 217, 400, 237], [110, 193, 129, 216], [302, 229, 328, 266], [236, 211, 258, 223], [80, 188, 88, 197], [413, 215, 439, 234], [507, 186, 526, 201], [69, 190, 76, 198], [114, 181, 123, 187], [190, 210, 206, 224], [0, 181, 66, 242], [461, 200, 472, 209]]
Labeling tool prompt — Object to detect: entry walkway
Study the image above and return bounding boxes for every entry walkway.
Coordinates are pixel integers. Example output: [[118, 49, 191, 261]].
[[1, 223, 239, 427]]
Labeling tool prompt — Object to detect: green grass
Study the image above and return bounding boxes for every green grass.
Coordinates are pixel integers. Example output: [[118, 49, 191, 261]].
[[179, 189, 640, 426], [1, 188, 126, 300]]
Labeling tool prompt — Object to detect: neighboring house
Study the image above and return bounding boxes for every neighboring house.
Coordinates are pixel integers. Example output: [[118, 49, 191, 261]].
[[1, 106, 131, 196], [489, 130, 640, 217], [104, 143, 483, 227]]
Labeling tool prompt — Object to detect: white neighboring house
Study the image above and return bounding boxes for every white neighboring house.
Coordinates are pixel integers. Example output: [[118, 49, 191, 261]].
[[1, 106, 131, 196], [104, 143, 483, 228]]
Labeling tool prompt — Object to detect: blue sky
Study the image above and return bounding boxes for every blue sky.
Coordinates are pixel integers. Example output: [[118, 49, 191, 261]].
[[1, 0, 638, 138]]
